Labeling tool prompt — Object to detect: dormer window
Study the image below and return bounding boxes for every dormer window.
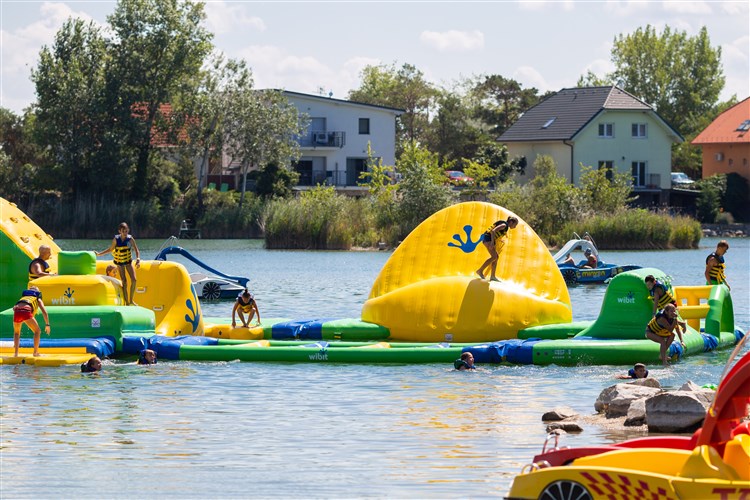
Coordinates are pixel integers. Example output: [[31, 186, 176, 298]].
[[542, 117, 556, 129]]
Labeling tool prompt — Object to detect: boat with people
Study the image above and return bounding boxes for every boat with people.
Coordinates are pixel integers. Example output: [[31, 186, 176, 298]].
[[0, 197, 744, 366], [506, 339, 750, 499], [553, 232, 641, 284]]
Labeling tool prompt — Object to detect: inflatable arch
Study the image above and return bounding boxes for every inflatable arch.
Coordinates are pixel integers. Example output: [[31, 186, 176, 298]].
[[361, 202, 572, 342]]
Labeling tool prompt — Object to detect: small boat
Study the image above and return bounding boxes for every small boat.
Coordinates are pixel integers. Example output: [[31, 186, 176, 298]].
[[552, 233, 641, 284], [154, 237, 249, 300], [506, 338, 750, 499]]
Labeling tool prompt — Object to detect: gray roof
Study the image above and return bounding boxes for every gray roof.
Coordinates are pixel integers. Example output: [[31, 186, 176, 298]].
[[499, 86, 678, 142], [281, 90, 404, 114]]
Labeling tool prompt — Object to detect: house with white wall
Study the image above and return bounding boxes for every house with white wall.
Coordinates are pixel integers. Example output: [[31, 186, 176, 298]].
[[499, 86, 683, 202], [218, 91, 403, 193], [283, 91, 402, 191]]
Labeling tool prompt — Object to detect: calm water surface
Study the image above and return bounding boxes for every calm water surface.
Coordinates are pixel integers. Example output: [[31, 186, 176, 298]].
[[1, 237, 748, 498]]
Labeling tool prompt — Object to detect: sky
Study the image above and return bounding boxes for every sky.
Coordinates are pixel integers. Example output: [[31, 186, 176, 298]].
[[1, 0, 748, 115]]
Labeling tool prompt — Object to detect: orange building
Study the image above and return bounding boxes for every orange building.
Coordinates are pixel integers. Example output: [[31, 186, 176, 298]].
[[692, 97, 750, 182]]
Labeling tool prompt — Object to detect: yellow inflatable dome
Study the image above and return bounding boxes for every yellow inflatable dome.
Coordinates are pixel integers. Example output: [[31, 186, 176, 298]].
[[361, 202, 571, 342]]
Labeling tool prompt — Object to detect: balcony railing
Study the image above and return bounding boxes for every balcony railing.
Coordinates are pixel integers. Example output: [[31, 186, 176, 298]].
[[299, 131, 346, 148]]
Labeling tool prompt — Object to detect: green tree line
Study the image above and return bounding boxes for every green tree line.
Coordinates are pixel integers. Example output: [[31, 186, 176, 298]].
[[0, 0, 744, 244]]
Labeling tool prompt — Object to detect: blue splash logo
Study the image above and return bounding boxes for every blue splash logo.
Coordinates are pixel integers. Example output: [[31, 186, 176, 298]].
[[51, 287, 76, 305], [617, 291, 636, 304], [447, 225, 482, 253], [184, 285, 201, 333]]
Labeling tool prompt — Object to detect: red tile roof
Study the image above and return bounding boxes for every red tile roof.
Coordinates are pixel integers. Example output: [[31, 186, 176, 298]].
[[132, 103, 191, 147], [692, 97, 750, 145]]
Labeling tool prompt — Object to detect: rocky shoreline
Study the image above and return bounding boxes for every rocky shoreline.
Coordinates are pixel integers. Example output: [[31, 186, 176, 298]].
[[542, 377, 725, 436]]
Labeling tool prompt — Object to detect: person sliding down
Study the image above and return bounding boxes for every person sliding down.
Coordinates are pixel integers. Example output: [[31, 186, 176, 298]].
[[476, 216, 518, 282]]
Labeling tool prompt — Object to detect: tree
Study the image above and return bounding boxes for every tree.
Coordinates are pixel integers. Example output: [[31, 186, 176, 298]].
[[472, 141, 526, 185], [395, 142, 454, 237], [426, 87, 487, 166], [176, 54, 253, 213], [224, 89, 306, 207], [609, 25, 725, 138], [577, 165, 635, 215], [31, 18, 110, 198], [472, 75, 540, 136], [107, 0, 213, 199], [349, 62, 435, 152]]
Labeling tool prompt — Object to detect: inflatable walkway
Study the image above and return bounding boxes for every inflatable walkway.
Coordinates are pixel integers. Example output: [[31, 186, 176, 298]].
[[0, 197, 743, 366]]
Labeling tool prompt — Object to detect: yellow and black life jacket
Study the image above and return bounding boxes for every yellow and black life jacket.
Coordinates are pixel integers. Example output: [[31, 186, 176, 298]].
[[647, 312, 675, 337], [15, 289, 42, 314], [650, 280, 676, 310], [706, 253, 726, 284], [113, 234, 133, 265], [28, 258, 49, 280], [237, 295, 255, 313]]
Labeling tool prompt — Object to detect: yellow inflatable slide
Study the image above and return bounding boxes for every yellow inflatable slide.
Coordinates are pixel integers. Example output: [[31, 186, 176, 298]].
[[0, 197, 203, 337], [362, 202, 572, 342]]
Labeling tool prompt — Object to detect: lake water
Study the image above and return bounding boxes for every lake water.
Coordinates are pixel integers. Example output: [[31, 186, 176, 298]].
[[1, 237, 748, 498]]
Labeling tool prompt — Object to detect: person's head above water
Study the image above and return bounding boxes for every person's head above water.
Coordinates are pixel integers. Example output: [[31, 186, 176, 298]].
[[138, 349, 157, 365], [81, 356, 102, 373]]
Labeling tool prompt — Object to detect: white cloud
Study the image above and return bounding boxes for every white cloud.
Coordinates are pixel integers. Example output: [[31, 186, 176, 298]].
[[419, 30, 484, 52], [661, 0, 712, 14], [1, 2, 101, 113], [513, 66, 552, 92], [720, 1, 749, 15], [203, 2, 266, 35], [517, 0, 546, 11], [721, 36, 750, 99], [238, 45, 376, 99], [603, 0, 651, 16], [583, 58, 615, 78]]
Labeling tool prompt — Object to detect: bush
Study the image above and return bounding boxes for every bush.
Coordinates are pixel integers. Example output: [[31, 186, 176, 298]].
[[263, 186, 361, 249], [556, 210, 700, 249]]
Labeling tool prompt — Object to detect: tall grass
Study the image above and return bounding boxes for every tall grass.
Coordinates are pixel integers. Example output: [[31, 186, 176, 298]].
[[23, 194, 185, 238], [556, 209, 701, 249], [263, 187, 362, 249]]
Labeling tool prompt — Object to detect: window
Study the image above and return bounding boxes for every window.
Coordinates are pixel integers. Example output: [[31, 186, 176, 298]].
[[358, 118, 370, 135], [542, 117, 556, 129], [631, 161, 646, 187], [728, 158, 734, 167], [737, 120, 750, 132], [631, 123, 647, 138], [598, 161, 614, 180], [598, 123, 614, 138]]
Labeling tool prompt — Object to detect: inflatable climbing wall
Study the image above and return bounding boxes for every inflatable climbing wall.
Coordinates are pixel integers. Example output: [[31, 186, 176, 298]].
[[362, 202, 572, 342]]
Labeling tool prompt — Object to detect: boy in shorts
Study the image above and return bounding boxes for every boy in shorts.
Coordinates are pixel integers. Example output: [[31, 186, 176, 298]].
[[12, 285, 50, 357]]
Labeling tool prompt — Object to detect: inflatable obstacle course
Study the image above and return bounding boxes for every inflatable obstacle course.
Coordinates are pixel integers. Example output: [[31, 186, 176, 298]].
[[0, 196, 743, 366]]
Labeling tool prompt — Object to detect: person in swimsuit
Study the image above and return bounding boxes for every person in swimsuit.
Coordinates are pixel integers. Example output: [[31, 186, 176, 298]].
[[97, 222, 140, 305], [137, 349, 157, 365], [705, 240, 730, 290], [645, 303, 686, 366], [616, 363, 649, 379], [645, 275, 678, 315], [476, 216, 518, 282], [28, 245, 55, 280], [232, 289, 261, 328], [454, 352, 476, 370], [12, 285, 50, 357], [81, 356, 102, 373]]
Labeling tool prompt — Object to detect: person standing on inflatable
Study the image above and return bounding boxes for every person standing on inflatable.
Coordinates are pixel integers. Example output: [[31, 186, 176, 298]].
[[12, 285, 50, 357], [476, 216, 518, 282], [232, 289, 261, 328], [705, 240, 730, 291], [97, 222, 141, 305]]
